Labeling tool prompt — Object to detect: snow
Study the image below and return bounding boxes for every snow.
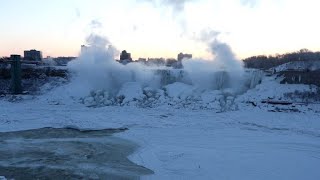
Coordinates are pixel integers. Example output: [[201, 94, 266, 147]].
[[164, 82, 194, 99], [117, 82, 145, 103], [237, 75, 317, 104], [1, 76, 320, 179], [271, 61, 320, 72]]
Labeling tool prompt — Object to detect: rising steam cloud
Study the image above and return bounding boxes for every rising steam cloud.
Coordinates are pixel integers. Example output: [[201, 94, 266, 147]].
[[63, 0, 250, 104], [240, 0, 259, 7], [66, 31, 245, 101], [182, 31, 244, 91], [160, 0, 192, 12], [143, 0, 192, 31], [61, 31, 253, 110], [67, 34, 161, 98], [143, 0, 192, 12]]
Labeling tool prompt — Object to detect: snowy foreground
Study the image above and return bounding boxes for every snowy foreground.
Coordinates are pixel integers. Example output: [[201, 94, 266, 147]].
[[1, 78, 320, 179]]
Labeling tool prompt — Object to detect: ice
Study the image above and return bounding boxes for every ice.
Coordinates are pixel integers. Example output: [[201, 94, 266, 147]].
[[164, 82, 194, 99], [117, 82, 145, 104], [1, 95, 319, 179]]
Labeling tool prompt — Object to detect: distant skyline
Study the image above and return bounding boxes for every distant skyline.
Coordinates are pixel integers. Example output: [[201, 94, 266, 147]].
[[1, 0, 320, 59]]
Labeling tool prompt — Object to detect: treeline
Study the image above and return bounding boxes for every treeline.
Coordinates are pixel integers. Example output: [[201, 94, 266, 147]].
[[243, 49, 320, 70], [0, 57, 11, 62]]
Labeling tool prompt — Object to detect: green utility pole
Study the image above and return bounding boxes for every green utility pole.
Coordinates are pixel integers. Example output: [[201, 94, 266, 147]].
[[10, 55, 22, 94]]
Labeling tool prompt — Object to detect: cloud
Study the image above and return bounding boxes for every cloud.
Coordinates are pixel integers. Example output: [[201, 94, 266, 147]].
[[240, 0, 259, 8], [75, 8, 81, 18], [141, 0, 193, 31], [86, 34, 110, 48], [89, 20, 103, 29], [141, 0, 192, 12], [198, 29, 221, 43], [160, 0, 192, 12]]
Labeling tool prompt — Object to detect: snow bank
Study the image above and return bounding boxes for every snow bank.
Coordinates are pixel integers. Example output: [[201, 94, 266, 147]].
[[271, 61, 320, 72], [164, 82, 194, 99], [117, 82, 145, 104]]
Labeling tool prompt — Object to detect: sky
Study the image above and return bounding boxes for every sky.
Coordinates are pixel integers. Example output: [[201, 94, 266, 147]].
[[0, 0, 320, 59]]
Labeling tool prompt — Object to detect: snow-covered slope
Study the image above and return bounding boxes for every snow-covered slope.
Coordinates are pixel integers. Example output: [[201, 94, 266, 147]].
[[271, 61, 320, 72], [1, 68, 319, 179], [0, 90, 319, 179]]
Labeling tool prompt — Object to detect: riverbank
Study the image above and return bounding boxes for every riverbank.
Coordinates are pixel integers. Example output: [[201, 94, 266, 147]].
[[0, 127, 153, 179]]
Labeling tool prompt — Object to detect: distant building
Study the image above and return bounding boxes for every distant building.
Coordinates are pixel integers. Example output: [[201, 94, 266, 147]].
[[177, 53, 192, 61], [24, 49, 42, 61], [119, 50, 133, 65], [53, 57, 76, 66], [166, 58, 177, 67], [137, 58, 147, 64], [176, 53, 192, 69], [147, 58, 166, 66]]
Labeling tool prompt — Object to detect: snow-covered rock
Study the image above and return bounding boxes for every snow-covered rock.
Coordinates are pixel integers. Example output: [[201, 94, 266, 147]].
[[200, 90, 221, 104], [117, 82, 145, 104], [164, 82, 193, 99], [143, 87, 157, 98], [83, 96, 96, 107]]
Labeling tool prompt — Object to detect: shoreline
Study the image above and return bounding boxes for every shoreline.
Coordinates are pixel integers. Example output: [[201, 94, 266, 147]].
[[0, 127, 153, 179]]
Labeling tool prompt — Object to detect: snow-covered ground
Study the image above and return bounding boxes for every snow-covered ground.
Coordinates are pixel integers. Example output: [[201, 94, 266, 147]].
[[271, 60, 320, 72], [1, 75, 319, 179]]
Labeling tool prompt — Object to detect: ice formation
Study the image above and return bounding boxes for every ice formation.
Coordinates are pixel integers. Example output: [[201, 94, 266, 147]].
[[61, 34, 263, 111]]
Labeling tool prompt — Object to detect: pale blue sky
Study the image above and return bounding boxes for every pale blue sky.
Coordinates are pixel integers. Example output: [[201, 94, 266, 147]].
[[1, 0, 319, 59]]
